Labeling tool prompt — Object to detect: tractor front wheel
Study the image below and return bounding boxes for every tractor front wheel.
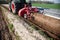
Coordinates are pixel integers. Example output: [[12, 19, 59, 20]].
[[24, 14, 27, 19]]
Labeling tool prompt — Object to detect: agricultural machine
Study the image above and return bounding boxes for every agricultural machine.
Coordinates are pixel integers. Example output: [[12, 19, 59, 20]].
[[9, 0, 60, 39], [9, 0, 44, 18]]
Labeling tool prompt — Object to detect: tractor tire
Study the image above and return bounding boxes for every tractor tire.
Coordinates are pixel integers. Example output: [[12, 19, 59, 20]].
[[9, 8, 12, 12], [9, 3, 12, 12], [11, 1, 16, 14]]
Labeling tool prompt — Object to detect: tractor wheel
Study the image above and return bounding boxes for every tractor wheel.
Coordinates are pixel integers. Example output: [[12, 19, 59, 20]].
[[9, 3, 12, 12], [11, 1, 16, 14], [24, 14, 27, 19], [9, 8, 12, 12]]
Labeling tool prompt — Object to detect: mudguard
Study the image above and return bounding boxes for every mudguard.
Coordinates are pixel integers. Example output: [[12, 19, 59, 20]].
[[18, 7, 30, 17]]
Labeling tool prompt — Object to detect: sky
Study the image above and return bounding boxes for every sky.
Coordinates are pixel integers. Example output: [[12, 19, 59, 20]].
[[53, 0, 60, 3], [41, 0, 60, 3]]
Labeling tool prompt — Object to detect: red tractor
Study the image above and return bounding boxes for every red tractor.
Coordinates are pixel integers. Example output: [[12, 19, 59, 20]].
[[9, 0, 43, 18], [9, 0, 32, 18]]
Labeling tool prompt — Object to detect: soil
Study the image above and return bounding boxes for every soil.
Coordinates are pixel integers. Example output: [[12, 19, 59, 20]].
[[0, 7, 12, 40], [33, 13, 60, 37]]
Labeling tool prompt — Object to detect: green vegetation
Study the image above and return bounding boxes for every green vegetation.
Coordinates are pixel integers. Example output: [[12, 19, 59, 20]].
[[15, 32, 22, 40], [8, 24, 13, 31], [32, 3, 60, 9]]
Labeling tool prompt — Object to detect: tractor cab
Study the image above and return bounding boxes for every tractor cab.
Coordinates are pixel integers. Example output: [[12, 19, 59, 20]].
[[9, 0, 32, 18], [9, 0, 32, 13]]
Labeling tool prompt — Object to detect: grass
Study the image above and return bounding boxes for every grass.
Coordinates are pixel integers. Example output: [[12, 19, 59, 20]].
[[8, 24, 13, 31], [15, 32, 22, 40], [32, 3, 60, 9]]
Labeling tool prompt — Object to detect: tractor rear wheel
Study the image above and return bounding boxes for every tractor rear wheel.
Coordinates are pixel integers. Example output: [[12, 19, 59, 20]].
[[9, 3, 12, 12]]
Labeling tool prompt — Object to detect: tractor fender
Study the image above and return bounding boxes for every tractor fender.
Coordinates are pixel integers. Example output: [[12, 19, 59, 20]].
[[18, 8, 30, 17]]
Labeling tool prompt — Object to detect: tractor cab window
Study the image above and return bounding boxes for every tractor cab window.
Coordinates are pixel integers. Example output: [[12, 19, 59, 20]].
[[14, 0, 20, 3], [20, 0, 26, 3], [26, 0, 31, 3], [26, 0, 31, 7]]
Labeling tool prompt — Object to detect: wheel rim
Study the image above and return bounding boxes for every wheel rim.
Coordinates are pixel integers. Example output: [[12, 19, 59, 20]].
[[12, 4, 15, 11], [24, 14, 27, 18], [11, 2, 16, 13]]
